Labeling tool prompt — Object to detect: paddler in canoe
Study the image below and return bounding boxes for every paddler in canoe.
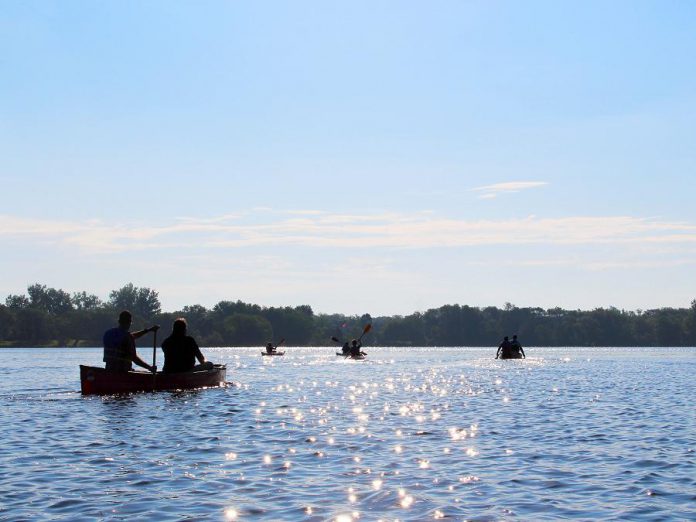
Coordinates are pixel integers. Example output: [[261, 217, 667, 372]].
[[103, 310, 159, 372], [161, 317, 213, 373], [510, 335, 525, 358], [263, 338, 285, 355], [496, 335, 525, 359]]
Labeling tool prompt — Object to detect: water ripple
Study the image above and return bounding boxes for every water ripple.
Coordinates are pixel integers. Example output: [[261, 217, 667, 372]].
[[0, 347, 694, 520]]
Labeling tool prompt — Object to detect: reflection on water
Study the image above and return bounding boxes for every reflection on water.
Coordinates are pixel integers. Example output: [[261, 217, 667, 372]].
[[0, 347, 695, 520]]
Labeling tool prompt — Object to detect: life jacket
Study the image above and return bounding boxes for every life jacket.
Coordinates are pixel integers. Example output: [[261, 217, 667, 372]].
[[103, 327, 132, 364]]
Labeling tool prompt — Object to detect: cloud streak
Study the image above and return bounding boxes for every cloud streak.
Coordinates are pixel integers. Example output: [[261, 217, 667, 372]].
[[472, 181, 548, 199], [1, 211, 696, 254]]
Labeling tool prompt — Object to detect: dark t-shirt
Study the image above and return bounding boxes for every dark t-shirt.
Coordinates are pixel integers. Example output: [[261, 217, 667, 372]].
[[161, 334, 203, 373], [499, 340, 513, 358], [510, 340, 522, 354], [103, 327, 134, 371]]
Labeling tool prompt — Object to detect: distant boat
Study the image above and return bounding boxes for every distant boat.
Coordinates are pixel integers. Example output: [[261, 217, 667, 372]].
[[336, 352, 366, 360], [261, 351, 285, 356], [80, 364, 227, 395]]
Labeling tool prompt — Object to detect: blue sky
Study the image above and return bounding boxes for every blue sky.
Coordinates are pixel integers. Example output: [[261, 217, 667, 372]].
[[1, 1, 695, 315]]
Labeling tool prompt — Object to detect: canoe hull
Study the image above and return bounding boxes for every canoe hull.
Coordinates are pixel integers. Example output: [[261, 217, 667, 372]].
[[261, 351, 285, 356], [80, 364, 227, 395]]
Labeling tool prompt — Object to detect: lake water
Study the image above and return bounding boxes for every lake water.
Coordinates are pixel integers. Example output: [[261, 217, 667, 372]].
[[0, 347, 694, 521]]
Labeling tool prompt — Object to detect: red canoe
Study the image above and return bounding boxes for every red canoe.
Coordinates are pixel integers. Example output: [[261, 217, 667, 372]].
[[80, 364, 227, 395]]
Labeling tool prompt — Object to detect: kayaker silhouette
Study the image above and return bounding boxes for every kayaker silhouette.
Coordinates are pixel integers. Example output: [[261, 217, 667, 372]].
[[350, 339, 366, 357]]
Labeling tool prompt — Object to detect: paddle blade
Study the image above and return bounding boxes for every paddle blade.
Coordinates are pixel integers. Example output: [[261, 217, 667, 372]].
[[358, 323, 373, 341], [277, 338, 286, 347], [331, 336, 341, 343]]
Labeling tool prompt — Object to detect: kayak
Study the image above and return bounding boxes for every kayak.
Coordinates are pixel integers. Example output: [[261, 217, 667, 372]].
[[80, 364, 227, 395], [499, 352, 523, 360], [261, 351, 285, 356], [337, 353, 366, 360]]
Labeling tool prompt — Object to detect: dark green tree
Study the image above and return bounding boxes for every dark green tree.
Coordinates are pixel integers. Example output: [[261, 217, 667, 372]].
[[0, 305, 15, 340], [686, 300, 696, 342], [72, 291, 103, 310], [222, 313, 273, 346], [5, 294, 30, 309], [27, 284, 73, 314], [263, 305, 314, 345], [108, 284, 161, 320]]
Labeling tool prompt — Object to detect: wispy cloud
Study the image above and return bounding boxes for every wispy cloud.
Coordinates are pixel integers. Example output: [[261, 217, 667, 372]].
[[472, 181, 548, 199], [495, 257, 696, 271], [1, 211, 696, 254]]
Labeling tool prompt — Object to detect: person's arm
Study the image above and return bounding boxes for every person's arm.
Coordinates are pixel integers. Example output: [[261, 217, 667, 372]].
[[132, 353, 156, 372], [496, 344, 501, 358], [126, 336, 156, 372], [193, 338, 206, 364], [132, 325, 160, 340], [520, 346, 526, 358]]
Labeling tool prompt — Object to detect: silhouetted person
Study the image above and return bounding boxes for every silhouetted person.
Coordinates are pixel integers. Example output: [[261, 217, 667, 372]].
[[496, 336, 513, 359], [161, 318, 211, 373], [349, 339, 364, 357], [103, 310, 159, 372], [342, 341, 350, 355], [266, 342, 276, 354], [510, 335, 525, 358]]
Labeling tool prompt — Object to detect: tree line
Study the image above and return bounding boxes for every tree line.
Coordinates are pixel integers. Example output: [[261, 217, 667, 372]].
[[1, 283, 695, 347]]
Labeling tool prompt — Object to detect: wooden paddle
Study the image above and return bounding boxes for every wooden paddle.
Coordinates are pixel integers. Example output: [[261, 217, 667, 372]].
[[331, 336, 341, 344], [151, 328, 158, 391], [265, 337, 286, 354], [358, 323, 372, 341], [152, 329, 158, 371]]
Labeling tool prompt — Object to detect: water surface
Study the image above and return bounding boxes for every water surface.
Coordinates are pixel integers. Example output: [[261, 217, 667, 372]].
[[0, 347, 694, 520]]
